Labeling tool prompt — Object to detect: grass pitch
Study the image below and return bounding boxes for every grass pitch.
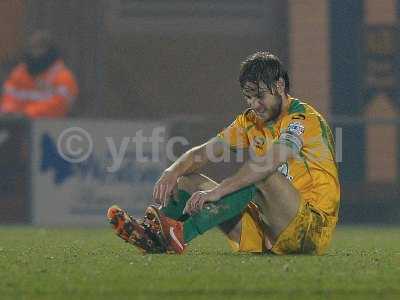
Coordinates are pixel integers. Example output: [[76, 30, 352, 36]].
[[0, 226, 399, 300]]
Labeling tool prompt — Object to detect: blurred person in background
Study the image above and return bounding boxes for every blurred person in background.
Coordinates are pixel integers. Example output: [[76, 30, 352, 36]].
[[0, 30, 78, 118]]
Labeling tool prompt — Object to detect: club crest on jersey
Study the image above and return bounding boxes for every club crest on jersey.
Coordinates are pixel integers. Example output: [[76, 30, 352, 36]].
[[252, 136, 266, 149], [287, 122, 305, 136]]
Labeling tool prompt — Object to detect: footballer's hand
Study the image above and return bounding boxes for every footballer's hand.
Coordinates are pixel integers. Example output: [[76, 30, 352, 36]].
[[183, 190, 220, 215], [153, 170, 179, 206]]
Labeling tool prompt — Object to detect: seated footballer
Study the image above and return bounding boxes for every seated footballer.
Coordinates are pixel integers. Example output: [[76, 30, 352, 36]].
[[108, 51, 340, 255]]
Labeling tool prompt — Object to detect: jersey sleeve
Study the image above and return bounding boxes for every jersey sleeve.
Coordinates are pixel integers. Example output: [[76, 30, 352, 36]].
[[277, 113, 320, 154], [217, 114, 250, 150]]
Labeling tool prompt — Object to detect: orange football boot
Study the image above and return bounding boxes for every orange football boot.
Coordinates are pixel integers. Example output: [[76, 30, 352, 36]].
[[145, 205, 186, 254], [107, 205, 167, 254]]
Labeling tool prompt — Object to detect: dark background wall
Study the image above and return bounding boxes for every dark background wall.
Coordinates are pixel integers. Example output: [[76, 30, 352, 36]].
[[19, 0, 288, 121]]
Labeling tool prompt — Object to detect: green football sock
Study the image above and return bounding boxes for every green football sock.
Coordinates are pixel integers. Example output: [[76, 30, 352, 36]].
[[160, 190, 191, 221], [183, 185, 256, 242]]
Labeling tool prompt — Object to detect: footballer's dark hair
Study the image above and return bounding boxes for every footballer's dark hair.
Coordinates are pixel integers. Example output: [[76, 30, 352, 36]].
[[239, 51, 290, 94]]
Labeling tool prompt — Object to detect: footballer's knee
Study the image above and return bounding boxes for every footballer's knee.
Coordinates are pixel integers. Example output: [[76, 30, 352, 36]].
[[256, 172, 293, 192], [255, 172, 300, 203], [176, 175, 195, 193], [176, 174, 203, 194], [176, 173, 217, 194]]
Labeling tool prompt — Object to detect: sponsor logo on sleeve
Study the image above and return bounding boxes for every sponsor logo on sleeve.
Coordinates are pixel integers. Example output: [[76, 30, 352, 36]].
[[253, 136, 266, 149], [277, 162, 293, 181]]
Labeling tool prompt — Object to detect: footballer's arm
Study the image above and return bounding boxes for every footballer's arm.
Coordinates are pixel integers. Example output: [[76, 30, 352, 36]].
[[153, 137, 226, 203], [209, 143, 295, 200]]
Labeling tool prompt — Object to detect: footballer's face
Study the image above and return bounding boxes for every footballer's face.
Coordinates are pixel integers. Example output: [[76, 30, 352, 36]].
[[241, 81, 283, 122]]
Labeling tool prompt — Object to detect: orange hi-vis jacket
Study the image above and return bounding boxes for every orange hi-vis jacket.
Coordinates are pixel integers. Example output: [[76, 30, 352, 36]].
[[0, 59, 78, 118]]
